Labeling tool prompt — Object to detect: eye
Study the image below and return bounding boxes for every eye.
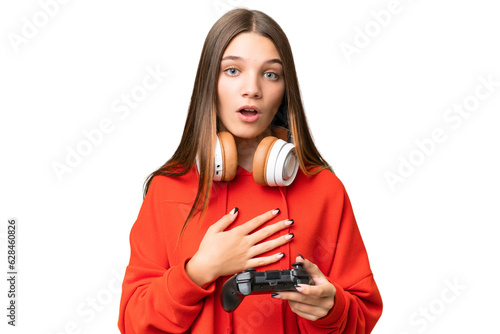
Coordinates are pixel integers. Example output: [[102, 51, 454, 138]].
[[264, 72, 279, 80], [224, 67, 240, 76]]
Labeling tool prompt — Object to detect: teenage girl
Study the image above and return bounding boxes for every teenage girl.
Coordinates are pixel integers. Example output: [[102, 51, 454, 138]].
[[119, 8, 382, 334]]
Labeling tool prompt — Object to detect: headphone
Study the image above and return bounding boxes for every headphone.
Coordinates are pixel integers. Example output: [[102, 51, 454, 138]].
[[213, 130, 299, 187]]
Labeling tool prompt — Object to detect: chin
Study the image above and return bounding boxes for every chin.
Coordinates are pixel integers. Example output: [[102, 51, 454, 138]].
[[231, 127, 270, 140], [231, 132, 259, 140], [222, 122, 259, 136]]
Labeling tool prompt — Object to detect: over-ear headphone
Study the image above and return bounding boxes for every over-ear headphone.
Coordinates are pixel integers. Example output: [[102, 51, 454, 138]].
[[213, 131, 299, 186]]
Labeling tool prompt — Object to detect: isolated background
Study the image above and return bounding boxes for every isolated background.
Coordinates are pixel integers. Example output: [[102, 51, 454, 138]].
[[1, 0, 499, 333]]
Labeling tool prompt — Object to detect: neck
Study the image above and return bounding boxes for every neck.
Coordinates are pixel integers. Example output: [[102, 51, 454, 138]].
[[234, 127, 272, 172]]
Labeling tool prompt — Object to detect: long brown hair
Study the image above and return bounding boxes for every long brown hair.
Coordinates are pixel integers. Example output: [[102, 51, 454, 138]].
[[144, 9, 332, 233]]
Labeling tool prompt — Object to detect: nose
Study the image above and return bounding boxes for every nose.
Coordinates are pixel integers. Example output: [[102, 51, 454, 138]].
[[241, 73, 262, 99]]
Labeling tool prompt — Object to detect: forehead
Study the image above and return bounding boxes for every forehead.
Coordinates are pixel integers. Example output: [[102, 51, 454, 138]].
[[222, 32, 281, 60]]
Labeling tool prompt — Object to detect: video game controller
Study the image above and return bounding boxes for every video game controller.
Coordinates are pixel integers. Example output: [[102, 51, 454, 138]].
[[220, 262, 314, 312]]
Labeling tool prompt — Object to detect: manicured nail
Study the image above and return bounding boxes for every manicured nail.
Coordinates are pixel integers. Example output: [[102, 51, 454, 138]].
[[285, 219, 294, 226], [271, 292, 280, 298], [230, 207, 239, 215], [295, 285, 305, 292], [285, 233, 294, 240], [277, 252, 285, 259], [272, 208, 280, 215], [297, 254, 304, 259]]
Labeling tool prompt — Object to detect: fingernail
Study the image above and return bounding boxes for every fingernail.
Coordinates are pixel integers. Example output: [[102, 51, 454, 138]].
[[271, 293, 280, 298], [295, 285, 304, 292], [297, 254, 304, 259], [272, 208, 280, 215], [230, 207, 239, 215], [277, 252, 285, 259], [285, 233, 294, 240], [285, 219, 294, 226]]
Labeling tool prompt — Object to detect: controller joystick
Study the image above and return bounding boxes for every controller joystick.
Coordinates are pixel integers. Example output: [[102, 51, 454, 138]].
[[220, 263, 313, 312]]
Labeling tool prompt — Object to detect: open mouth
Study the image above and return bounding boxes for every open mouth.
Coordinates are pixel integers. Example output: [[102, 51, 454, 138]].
[[237, 106, 260, 122], [239, 108, 258, 116]]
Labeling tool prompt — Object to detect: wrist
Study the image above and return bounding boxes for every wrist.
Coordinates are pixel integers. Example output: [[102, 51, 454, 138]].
[[185, 254, 218, 289]]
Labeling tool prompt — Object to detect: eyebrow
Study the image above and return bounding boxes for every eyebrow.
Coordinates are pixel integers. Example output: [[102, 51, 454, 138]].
[[221, 55, 283, 65]]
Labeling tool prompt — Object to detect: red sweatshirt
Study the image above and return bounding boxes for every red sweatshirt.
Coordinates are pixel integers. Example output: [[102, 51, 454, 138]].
[[118, 166, 382, 333]]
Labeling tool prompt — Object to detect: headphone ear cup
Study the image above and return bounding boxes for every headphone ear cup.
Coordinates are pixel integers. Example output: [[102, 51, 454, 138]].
[[214, 132, 238, 181], [253, 137, 279, 186], [272, 141, 299, 186], [253, 137, 299, 186]]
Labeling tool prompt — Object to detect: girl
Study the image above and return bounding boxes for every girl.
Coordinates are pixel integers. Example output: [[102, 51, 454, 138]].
[[118, 8, 382, 333]]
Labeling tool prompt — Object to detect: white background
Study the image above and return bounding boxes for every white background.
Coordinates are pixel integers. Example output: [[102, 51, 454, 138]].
[[1, 0, 499, 333]]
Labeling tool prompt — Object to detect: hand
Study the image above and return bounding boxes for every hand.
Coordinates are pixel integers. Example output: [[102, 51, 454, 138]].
[[186, 208, 294, 288], [273, 256, 337, 321]]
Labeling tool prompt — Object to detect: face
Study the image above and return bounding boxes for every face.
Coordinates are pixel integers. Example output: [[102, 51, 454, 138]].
[[217, 32, 285, 139]]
